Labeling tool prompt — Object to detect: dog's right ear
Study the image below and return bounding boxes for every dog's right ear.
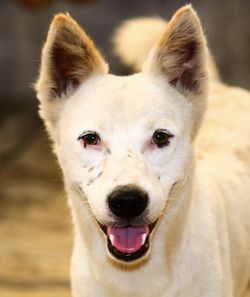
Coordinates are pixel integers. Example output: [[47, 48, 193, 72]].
[[36, 13, 108, 111]]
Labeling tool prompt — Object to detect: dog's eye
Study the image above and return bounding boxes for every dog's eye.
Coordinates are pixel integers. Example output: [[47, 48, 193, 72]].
[[152, 130, 173, 148], [78, 132, 100, 147]]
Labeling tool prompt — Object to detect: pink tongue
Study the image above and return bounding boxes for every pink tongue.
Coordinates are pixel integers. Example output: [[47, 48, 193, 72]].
[[107, 226, 149, 254]]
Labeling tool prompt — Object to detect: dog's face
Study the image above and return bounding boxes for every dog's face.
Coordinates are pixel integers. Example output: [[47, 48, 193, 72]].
[[36, 6, 208, 265], [57, 73, 195, 262]]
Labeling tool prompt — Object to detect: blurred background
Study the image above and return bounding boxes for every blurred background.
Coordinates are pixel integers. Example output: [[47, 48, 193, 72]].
[[0, 0, 249, 296]]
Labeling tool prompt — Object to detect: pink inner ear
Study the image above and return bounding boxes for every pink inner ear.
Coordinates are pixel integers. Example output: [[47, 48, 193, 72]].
[[169, 56, 198, 92], [166, 39, 200, 92], [169, 59, 194, 86], [183, 60, 194, 71]]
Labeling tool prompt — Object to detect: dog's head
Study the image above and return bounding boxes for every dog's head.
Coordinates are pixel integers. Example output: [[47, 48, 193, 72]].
[[36, 6, 208, 265]]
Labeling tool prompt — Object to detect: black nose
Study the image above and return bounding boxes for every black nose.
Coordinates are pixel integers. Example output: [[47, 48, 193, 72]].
[[108, 186, 148, 221]]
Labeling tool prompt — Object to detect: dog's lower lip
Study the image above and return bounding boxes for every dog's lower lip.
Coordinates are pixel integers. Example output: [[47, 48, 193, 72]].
[[99, 221, 157, 262]]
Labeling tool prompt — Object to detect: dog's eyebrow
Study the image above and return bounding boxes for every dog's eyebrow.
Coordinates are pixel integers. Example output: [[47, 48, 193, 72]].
[[145, 122, 155, 130]]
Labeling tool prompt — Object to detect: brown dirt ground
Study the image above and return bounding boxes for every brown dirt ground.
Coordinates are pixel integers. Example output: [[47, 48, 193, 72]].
[[0, 132, 72, 297]]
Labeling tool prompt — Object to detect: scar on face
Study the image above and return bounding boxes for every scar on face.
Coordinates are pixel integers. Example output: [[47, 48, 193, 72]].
[[88, 166, 95, 172], [87, 171, 104, 186], [169, 180, 180, 195]]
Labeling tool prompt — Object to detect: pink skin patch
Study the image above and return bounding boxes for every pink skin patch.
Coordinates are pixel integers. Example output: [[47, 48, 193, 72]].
[[107, 226, 149, 253]]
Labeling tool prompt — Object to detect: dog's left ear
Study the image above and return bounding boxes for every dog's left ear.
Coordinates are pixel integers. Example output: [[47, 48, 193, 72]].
[[144, 5, 208, 100], [36, 13, 108, 101]]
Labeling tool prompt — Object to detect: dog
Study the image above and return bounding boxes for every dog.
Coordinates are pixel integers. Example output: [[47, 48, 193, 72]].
[[35, 5, 250, 297]]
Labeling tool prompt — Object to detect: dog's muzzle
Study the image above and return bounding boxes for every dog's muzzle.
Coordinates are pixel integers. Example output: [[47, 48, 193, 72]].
[[99, 185, 157, 262]]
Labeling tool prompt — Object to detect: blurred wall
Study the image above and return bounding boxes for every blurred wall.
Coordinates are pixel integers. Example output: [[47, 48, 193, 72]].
[[0, 0, 250, 105]]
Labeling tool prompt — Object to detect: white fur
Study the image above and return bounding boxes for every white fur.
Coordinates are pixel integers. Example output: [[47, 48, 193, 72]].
[[36, 6, 250, 297]]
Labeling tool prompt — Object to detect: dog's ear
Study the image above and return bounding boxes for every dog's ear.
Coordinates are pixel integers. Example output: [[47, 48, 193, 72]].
[[36, 13, 108, 100], [144, 5, 207, 100]]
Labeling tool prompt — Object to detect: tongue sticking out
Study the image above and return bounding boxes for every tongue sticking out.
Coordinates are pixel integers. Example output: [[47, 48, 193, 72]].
[[107, 226, 149, 253]]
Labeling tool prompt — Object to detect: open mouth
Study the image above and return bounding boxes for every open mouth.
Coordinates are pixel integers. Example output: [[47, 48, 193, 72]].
[[100, 222, 157, 262]]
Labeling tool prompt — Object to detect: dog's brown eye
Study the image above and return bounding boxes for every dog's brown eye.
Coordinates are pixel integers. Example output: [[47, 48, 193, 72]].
[[78, 132, 100, 147], [152, 130, 173, 148]]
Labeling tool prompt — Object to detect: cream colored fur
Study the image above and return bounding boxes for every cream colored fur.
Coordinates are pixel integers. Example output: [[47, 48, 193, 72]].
[[36, 5, 250, 297]]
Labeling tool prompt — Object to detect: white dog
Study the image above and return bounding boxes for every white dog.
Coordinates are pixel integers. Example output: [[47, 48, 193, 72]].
[[35, 5, 250, 297]]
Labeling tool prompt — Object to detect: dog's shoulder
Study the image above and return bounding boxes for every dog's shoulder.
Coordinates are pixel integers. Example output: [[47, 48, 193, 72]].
[[197, 81, 250, 159], [195, 80, 250, 220]]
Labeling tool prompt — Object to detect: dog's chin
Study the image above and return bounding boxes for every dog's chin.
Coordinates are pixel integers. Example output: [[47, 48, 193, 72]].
[[98, 221, 158, 263]]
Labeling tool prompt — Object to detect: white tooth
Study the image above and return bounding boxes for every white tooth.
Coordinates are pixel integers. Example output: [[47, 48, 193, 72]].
[[141, 234, 147, 245], [109, 234, 115, 246]]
